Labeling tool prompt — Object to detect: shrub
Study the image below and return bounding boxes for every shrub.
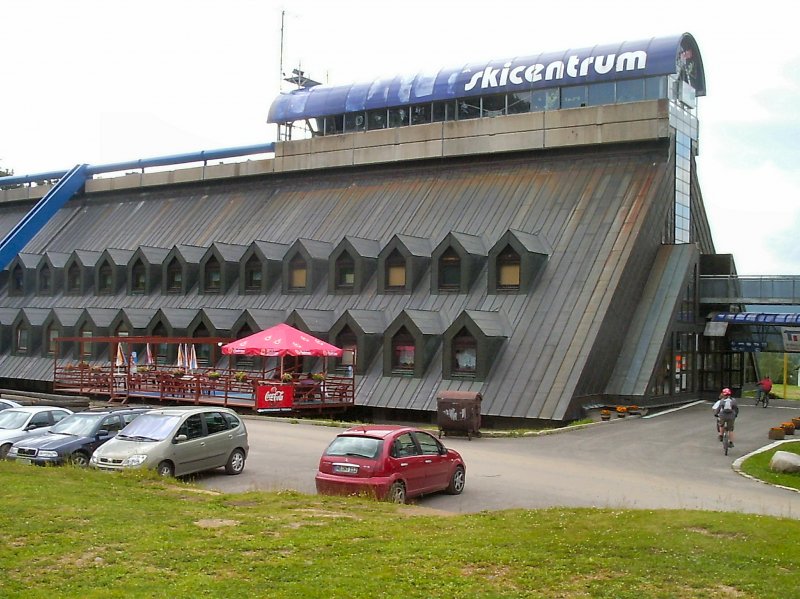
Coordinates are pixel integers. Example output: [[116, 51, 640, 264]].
[[234, 371, 248, 382], [311, 373, 326, 381], [281, 373, 294, 382], [207, 371, 221, 380]]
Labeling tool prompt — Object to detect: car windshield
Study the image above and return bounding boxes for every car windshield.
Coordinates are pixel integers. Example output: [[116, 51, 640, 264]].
[[50, 413, 103, 436], [0, 410, 29, 429], [325, 435, 382, 459], [117, 414, 181, 441]]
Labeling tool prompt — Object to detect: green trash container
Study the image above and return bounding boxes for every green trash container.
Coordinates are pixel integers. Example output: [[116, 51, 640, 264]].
[[437, 391, 482, 440]]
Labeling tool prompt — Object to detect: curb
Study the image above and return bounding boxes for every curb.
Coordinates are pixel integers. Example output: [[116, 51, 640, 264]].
[[731, 439, 800, 494]]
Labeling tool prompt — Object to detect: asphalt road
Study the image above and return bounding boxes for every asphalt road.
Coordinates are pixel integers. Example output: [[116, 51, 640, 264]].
[[196, 400, 800, 519]]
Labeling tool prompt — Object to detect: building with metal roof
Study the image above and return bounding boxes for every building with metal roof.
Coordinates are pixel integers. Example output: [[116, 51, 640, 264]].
[[0, 33, 744, 423]]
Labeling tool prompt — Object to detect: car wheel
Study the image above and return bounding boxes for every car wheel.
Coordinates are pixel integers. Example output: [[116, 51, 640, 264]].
[[0, 443, 11, 459], [157, 460, 175, 477], [70, 452, 90, 467], [224, 448, 246, 475], [446, 465, 466, 495], [387, 481, 406, 504]]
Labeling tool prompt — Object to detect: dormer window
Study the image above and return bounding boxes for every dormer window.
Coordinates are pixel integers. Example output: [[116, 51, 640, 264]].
[[386, 250, 406, 290], [98, 262, 113, 294], [452, 328, 477, 376], [67, 264, 81, 293], [132, 260, 146, 294], [16, 326, 29, 354], [167, 259, 182, 293], [205, 257, 221, 293], [391, 327, 415, 373], [335, 253, 355, 289], [438, 248, 461, 291], [47, 325, 58, 355], [11, 265, 24, 294], [80, 328, 92, 358], [244, 255, 262, 291], [289, 255, 307, 290], [39, 265, 51, 293], [336, 326, 358, 370], [497, 246, 521, 290]]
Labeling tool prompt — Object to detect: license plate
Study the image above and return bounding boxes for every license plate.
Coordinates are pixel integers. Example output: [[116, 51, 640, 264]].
[[333, 464, 358, 475], [17, 458, 32, 465]]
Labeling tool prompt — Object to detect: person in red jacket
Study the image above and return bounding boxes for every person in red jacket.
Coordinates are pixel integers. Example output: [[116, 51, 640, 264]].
[[757, 376, 772, 407]]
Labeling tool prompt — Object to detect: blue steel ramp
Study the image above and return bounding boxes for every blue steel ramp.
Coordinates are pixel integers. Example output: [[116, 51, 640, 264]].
[[0, 163, 89, 270]]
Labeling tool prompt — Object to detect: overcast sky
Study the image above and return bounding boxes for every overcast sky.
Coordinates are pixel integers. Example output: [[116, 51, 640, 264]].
[[2, 0, 798, 275]]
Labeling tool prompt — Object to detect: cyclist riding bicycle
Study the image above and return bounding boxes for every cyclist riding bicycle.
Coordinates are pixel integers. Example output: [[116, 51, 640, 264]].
[[713, 388, 739, 448], [756, 376, 772, 407]]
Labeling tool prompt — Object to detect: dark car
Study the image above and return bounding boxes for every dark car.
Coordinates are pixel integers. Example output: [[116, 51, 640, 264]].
[[6, 407, 152, 467], [315, 425, 466, 503]]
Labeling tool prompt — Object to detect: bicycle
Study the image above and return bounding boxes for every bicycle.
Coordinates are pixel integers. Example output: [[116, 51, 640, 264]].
[[720, 419, 731, 455], [754, 390, 770, 408]]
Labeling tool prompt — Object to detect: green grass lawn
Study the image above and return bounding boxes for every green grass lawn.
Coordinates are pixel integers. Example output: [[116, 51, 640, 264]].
[[743, 384, 800, 400], [1, 463, 799, 598], [740, 440, 800, 491]]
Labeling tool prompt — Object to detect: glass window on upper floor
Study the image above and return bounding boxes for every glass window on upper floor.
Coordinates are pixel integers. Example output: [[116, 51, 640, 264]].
[[507, 91, 531, 114], [645, 76, 668, 100], [410, 104, 431, 125], [432, 100, 458, 122], [616, 79, 644, 103], [587, 82, 615, 106], [531, 88, 560, 112], [389, 107, 409, 128], [561, 85, 587, 109], [344, 112, 366, 132], [458, 98, 481, 120], [481, 93, 506, 117], [367, 109, 387, 131], [325, 115, 343, 135]]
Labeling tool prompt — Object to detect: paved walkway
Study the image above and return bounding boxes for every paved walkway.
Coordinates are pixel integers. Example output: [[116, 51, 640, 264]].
[[199, 400, 800, 519]]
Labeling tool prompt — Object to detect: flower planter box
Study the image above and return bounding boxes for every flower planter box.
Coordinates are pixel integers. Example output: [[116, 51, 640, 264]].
[[769, 427, 786, 441], [792, 417, 800, 429], [781, 422, 795, 435]]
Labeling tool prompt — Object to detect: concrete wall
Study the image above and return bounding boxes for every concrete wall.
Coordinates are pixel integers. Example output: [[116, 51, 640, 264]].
[[0, 100, 669, 204]]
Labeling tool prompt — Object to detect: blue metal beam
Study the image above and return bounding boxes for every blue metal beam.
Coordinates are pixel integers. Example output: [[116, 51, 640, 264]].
[[0, 164, 89, 270], [0, 142, 276, 187]]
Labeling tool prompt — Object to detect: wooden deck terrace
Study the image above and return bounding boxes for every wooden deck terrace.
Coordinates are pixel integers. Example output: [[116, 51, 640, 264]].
[[52, 335, 355, 414]]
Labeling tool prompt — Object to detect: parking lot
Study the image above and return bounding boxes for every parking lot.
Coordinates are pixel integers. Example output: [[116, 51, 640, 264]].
[[194, 400, 800, 518]]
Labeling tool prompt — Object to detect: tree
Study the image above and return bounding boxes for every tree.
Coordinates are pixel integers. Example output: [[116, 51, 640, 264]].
[[757, 352, 800, 384]]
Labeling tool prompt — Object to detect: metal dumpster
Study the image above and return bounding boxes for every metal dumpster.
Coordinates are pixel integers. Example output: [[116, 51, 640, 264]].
[[436, 391, 482, 440]]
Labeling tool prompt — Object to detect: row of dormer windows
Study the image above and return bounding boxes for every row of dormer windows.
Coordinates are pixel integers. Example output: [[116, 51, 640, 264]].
[[6, 313, 502, 381], [8, 238, 543, 297]]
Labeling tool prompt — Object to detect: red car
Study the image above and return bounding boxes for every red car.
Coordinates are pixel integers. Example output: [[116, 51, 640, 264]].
[[315, 425, 466, 503]]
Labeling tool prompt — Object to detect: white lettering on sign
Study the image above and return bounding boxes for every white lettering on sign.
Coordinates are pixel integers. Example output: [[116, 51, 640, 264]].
[[464, 51, 647, 92], [262, 387, 285, 403]]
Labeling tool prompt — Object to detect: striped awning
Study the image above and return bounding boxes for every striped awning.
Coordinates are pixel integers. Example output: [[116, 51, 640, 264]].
[[712, 312, 800, 325]]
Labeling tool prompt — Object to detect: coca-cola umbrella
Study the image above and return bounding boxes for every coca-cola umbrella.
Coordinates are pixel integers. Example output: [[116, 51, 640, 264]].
[[222, 323, 342, 377]]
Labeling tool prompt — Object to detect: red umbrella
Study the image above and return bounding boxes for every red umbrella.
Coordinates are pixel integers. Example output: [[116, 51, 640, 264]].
[[221, 323, 342, 357]]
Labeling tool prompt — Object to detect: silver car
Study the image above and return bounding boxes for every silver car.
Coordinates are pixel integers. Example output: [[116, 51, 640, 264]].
[[89, 407, 248, 477], [0, 406, 74, 457]]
